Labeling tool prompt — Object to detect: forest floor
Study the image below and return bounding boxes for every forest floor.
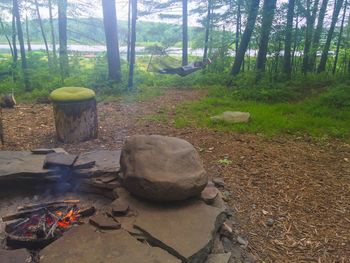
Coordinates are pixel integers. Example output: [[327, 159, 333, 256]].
[[1, 88, 349, 262]]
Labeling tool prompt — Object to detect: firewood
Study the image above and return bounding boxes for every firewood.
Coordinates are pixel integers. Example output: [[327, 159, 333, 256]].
[[17, 200, 80, 211], [0, 94, 16, 108]]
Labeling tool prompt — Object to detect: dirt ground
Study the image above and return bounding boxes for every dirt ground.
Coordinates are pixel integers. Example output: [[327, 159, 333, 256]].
[[1, 89, 349, 262]]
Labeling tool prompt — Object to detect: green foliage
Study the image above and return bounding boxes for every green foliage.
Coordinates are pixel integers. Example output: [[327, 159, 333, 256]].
[[319, 85, 350, 108]]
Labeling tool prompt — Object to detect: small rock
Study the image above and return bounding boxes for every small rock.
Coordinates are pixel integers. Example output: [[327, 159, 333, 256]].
[[212, 235, 225, 254], [201, 186, 219, 204], [220, 222, 233, 238], [89, 215, 121, 230], [205, 253, 231, 263], [266, 218, 275, 227], [213, 178, 226, 188], [221, 191, 231, 202], [236, 236, 248, 247], [111, 199, 130, 216], [31, 148, 55, 155], [211, 111, 251, 124], [221, 237, 233, 253]]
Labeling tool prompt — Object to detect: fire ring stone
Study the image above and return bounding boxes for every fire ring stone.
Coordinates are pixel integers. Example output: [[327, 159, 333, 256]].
[[121, 135, 208, 202]]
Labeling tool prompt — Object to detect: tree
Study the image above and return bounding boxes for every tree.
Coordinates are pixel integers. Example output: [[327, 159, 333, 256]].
[[12, 13, 18, 63], [309, 0, 329, 71], [256, 0, 277, 74], [13, 0, 30, 90], [102, 0, 122, 82], [318, 0, 344, 73], [128, 0, 137, 89], [58, 0, 69, 78], [283, 0, 295, 77], [48, 0, 57, 64], [300, 0, 319, 74], [231, 0, 260, 76], [333, 0, 348, 74], [203, 0, 212, 60], [0, 18, 14, 59], [34, 0, 51, 66], [182, 0, 188, 66]]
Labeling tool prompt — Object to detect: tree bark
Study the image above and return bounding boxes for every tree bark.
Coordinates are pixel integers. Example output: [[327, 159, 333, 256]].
[[53, 99, 98, 143], [35, 0, 51, 66], [102, 0, 122, 82], [302, 0, 319, 74], [48, 0, 57, 64], [231, 0, 260, 76], [318, 0, 344, 73], [203, 0, 212, 60], [13, 0, 30, 91], [235, 0, 242, 54], [12, 14, 18, 63], [182, 0, 188, 66], [127, 0, 131, 63], [58, 0, 69, 78], [309, 0, 329, 71], [283, 0, 295, 77], [256, 0, 277, 74], [25, 14, 31, 52], [128, 0, 137, 89], [333, 0, 347, 74]]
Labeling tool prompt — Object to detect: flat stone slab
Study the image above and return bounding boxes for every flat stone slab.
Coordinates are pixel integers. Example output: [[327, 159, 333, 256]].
[[0, 151, 53, 180], [89, 214, 121, 230], [43, 153, 78, 169], [0, 248, 30, 263], [205, 253, 231, 263], [40, 224, 180, 263], [117, 188, 227, 263], [73, 150, 121, 177]]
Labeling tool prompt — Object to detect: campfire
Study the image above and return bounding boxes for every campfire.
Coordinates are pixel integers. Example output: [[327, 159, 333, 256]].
[[3, 200, 88, 249]]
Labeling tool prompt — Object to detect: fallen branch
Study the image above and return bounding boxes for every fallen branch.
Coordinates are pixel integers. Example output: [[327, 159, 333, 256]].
[[17, 200, 80, 211]]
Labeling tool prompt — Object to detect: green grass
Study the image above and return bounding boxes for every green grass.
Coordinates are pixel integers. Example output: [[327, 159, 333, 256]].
[[173, 86, 350, 142]]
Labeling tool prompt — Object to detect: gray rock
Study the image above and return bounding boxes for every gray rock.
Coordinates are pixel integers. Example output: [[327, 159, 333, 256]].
[[40, 224, 180, 263], [89, 214, 121, 230], [116, 188, 227, 263], [220, 222, 233, 238], [221, 237, 233, 253], [213, 178, 227, 188], [0, 248, 30, 263], [0, 151, 54, 180], [72, 150, 121, 178], [237, 236, 248, 247], [201, 186, 219, 204], [111, 199, 130, 216], [121, 135, 208, 202], [211, 112, 250, 124], [266, 218, 275, 227], [206, 253, 231, 263]]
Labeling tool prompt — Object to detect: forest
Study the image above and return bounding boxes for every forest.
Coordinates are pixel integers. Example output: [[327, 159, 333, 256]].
[[0, 0, 349, 262]]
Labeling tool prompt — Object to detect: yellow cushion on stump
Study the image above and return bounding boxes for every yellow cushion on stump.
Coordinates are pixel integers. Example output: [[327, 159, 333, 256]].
[[50, 87, 96, 102]]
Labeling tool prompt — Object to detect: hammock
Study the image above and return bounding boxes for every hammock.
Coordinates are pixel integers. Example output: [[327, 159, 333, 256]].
[[146, 46, 213, 77]]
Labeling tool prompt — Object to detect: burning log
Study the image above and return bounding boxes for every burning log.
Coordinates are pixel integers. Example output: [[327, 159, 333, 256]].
[[17, 200, 80, 211]]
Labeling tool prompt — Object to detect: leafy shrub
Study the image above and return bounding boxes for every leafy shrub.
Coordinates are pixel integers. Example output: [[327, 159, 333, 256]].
[[319, 85, 350, 108]]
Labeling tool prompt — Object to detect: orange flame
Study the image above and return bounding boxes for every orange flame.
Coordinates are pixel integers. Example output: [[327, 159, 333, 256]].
[[56, 209, 80, 228]]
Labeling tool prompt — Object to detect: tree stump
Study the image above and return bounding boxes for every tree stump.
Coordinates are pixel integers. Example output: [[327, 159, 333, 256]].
[[50, 87, 98, 143]]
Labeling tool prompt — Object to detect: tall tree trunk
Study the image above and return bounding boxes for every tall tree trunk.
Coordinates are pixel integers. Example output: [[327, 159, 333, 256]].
[[182, 0, 188, 66], [13, 0, 30, 91], [235, 0, 242, 54], [302, 0, 319, 74], [128, 0, 137, 89], [12, 14, 18, 63], [127, 0, 131, 63], [203, 0, 212, 60], [0, 18, 14, 58], [318, 0, 344, 73], [25, 14, 31, 52], [48, 0, 57, 64], [58, 0, 69, 78], [256, 0, 277, 75], [231, 0, 260, 76], [102, 0, 122, 82], [35, 0, 51, 66], [309, 0, 329, 71], [283, 0, 295, 78], [291, 7, 299, 70], [333, 0, 347, 74]]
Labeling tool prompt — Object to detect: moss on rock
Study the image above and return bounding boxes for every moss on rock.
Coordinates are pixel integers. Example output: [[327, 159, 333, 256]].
[[50, 87, 96, 102]]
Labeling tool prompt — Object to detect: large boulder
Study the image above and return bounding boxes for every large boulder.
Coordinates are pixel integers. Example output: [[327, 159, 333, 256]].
[[120, 135, 208, 202]]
